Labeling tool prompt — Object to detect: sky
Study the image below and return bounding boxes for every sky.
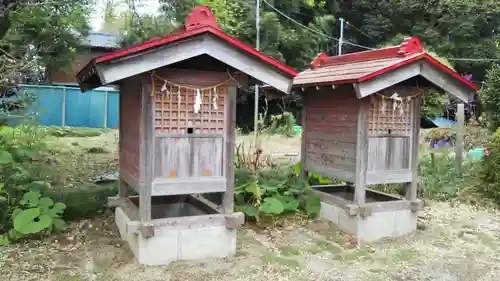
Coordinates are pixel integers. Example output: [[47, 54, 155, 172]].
[[90, 0, 161, 31]]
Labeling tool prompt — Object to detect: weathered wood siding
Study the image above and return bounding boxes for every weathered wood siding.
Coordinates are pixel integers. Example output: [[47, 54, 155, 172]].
[[304, 86, 359, 181], [366, 85, 422, 182], [154, 136, 224, 178], [119, 77, 142, 181]]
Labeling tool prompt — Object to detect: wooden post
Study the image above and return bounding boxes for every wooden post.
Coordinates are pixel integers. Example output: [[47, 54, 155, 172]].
[[299, 94, 308, 181], [406, 97, 421, 201], [61, 87, 67, 127], [139, 80, 153, 222], [222, 86, 237, 213], [354, 100, 369, 205], [455, 102, 465, 175]]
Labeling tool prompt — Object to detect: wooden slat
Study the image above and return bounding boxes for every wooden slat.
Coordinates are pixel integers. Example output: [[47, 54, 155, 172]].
[[152, 177, 227, 196], [367, 169, 412, 185]]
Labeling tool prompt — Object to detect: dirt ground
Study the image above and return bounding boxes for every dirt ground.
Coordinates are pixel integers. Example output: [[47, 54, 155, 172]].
[[1, 202, 499, 281], [1, 130, 499, 281]]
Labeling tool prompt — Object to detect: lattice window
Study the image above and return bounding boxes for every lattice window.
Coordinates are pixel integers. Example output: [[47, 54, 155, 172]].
[[368, 94, 415, 136], [154, 87, 226, 133]]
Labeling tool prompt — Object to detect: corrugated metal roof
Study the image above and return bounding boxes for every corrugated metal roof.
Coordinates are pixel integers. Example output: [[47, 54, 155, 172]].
[[294, 55, 420, 86], [84, 32, 119, 49]]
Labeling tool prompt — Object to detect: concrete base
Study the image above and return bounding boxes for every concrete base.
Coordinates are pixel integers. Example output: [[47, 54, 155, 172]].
[[319, 201, 417, 242], [115, 207, 237, 265]]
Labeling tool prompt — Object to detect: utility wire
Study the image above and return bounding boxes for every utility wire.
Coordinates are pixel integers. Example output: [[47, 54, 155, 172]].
[[448, 58, 500, 62], [344, 20, 378, 43], [261, 0, 375, 51]]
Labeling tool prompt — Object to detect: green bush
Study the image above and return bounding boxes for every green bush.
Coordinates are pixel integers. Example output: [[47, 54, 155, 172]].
[[479, 63, 500, 132], [477, 128, 500, 203], [0, 125, 68, 244], [265, 112, 296, 137], [419, 150, 464, 200]]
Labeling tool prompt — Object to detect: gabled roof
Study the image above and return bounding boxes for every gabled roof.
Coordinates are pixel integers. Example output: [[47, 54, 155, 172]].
[[76, 6, 297, 93], [293, 37, 478, 92]]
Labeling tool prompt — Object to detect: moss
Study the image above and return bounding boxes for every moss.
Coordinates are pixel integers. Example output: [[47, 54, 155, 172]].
[[344, 247, 374, 262], [390, 248, 418, 263], [279, 245, 301, 256], [86, 147, 109, 154], [261, 253, 301, 269], [477, 232, 498, 248], [46, 182, 118, 221], [315, 240, 344, 254]]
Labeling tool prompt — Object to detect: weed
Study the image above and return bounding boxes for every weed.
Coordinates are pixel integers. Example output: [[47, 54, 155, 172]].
[[315, 240, 344, 255], [390, 248, 418, 264], [279, 245, 301, 256], [86, 147, 109, 154], [261, 253, 301, 268]]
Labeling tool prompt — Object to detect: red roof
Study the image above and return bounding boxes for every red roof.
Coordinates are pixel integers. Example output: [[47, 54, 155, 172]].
[[84, 6, 297, 77], [293, 37, 478, 91]]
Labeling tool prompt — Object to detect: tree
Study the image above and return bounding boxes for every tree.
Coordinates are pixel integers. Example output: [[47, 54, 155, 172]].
[[0, 0, 91, 120], [478, 63, 500, 131]]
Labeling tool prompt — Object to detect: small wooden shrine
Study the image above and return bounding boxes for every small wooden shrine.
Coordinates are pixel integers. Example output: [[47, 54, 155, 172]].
[[76, 5, 297, 265], [294, 37, 477, 242]]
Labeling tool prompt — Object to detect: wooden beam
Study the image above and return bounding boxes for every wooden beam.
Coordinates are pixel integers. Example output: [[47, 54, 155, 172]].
[[139, 79, 153, 222], [98, 36, 206, 85], [420, 63, 473, 102], [455, 103, 465, 175], [222, 86, 237, 213], [204, 36, 293, 94], [354, 100, 369, 205], [406, 97, 421, 201], [353, 63, 421, 99], [125, 213, 245, 234], [299, 94, 308, 181], [306, 161, 356, 182], [152, 177, 226, 196], [366, 169, 413, 185]]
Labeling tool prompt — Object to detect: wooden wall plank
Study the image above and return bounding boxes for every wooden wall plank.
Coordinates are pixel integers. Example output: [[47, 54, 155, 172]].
[[304, 86, 358, 180]]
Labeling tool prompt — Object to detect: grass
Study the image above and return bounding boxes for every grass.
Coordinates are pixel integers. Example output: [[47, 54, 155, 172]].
[[261, 252, 302, 269], [390, 248, 418, 264], [86, 147, 109, 154], [44, 126, 106, 138], [279, 245, 301, 256]]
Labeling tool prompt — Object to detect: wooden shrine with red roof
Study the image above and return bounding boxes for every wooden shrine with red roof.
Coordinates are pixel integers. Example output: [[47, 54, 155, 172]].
[[76, 5, 296, 265], [296, 37, 477, 242]]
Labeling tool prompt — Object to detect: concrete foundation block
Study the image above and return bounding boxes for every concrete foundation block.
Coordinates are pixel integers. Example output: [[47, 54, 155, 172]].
[[319, 201, 417, 243], [115, 207, 237, 266]]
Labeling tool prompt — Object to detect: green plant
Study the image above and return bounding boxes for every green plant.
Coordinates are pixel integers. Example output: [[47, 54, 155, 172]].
[[265, 112, 296, 137], [477, 128, 500, 203], [419, 149, 466, 200], [12, 191, 67, 235], [43, 126, 104, 138], [234, 164, 321, 220], [0, 125, 68, 244], [86, 147, 109, 154]]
